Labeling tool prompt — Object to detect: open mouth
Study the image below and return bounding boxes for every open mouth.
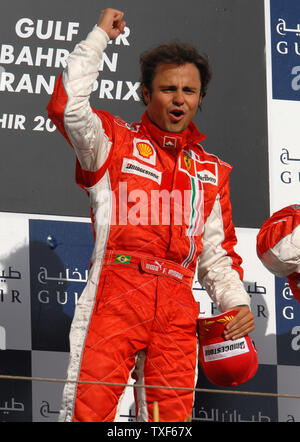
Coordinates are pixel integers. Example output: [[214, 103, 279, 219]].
[[169, 109, 185, 122]]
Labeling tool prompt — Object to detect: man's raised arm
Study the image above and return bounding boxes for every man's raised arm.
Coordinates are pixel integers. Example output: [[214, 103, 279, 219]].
[[47, 9, 125, 172]]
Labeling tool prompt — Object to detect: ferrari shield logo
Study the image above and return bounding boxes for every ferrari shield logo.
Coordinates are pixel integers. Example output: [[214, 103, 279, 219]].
[[183, 153, 192, 171], [179, 150, 196, 177]]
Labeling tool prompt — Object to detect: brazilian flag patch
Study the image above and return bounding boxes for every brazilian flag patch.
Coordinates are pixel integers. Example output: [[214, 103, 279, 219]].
[[115, 254, 131, 264]]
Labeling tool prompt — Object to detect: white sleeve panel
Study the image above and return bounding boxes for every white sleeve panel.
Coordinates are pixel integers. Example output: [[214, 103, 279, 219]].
[[62, 26, 112, 171], [197, 195, 250, 312]]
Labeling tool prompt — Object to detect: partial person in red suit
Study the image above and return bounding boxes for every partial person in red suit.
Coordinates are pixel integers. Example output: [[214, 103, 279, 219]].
[[257, 204, 300, 302]]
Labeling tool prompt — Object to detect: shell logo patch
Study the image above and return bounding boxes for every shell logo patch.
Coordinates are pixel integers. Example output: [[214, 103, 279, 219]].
[[136, 142, 154, 159], [133, 138, 156, 165]]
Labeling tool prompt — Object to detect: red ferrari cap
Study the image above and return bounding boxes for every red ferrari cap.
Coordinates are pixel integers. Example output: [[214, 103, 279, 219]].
[[198, 310, 258, 387], [257, 204, 300, 302]]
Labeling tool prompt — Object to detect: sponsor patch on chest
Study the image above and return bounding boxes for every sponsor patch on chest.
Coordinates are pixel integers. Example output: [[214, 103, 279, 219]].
[[179, 151, 218, 186], [121, 158, 162, 184], [196, 161, 218, 185], [133, 138, 156, 165]]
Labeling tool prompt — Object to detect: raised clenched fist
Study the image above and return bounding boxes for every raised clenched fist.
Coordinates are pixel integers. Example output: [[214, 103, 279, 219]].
[[97, 8, 126, 40]]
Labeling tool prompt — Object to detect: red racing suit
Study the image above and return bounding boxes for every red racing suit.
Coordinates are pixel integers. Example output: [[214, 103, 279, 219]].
[[47, 25, 250, 422]]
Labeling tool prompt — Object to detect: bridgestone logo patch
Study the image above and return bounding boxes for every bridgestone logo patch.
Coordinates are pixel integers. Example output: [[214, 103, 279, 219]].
[[203, 337, 249, 362], [121, 158, 162, 184]]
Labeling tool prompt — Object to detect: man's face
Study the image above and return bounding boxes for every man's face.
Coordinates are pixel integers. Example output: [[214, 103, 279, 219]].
[[142, 62, 202, 133]]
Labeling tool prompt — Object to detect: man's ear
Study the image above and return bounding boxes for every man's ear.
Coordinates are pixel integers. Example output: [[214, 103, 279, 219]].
[[142, 85, 151, 104]]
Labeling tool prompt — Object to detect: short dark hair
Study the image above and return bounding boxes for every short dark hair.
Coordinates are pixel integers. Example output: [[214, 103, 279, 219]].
[[139, 41, 212, 105]]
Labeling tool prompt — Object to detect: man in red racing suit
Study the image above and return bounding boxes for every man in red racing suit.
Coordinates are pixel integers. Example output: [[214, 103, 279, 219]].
[[47, 8, 254, 422]]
